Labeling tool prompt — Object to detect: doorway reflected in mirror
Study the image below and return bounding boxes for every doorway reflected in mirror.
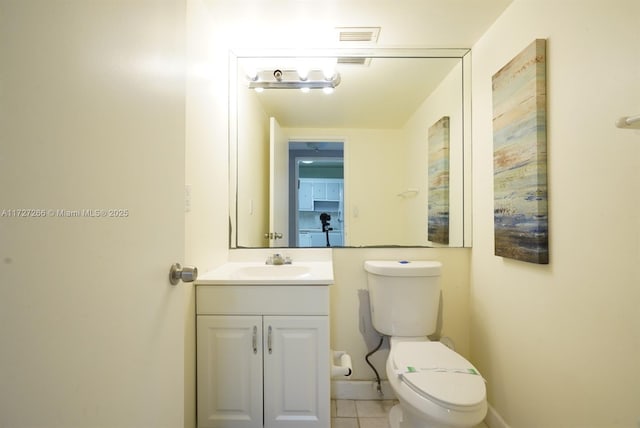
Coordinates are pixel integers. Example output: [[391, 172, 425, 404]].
[[290, 141, 344, 247]]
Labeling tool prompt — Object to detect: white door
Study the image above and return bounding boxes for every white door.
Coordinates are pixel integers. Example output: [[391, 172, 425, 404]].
[[269, 117, 289, 247], [197, 316, 263, 428], [263, 316, 330, 428], [0, 2, 186, 427]]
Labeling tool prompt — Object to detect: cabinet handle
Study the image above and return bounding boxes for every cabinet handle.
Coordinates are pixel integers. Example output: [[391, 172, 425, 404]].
[[267, 326, 273, 354], [252, 326, 258, 354]]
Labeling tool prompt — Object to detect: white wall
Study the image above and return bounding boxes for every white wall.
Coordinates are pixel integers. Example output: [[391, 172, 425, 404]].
[[470, 0, 640, 426], [186, 0, 231, 270], [236, 88, 270, 247], [402, 61, 465, 247]]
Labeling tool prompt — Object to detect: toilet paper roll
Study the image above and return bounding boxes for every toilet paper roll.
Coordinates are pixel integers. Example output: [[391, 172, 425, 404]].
[[331, 350, 352, 378]]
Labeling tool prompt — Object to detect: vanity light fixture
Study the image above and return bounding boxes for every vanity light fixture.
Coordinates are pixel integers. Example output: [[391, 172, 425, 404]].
[[247, 68, 341, 91]]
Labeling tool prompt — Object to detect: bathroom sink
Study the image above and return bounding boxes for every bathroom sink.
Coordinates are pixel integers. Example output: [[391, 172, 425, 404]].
[[233, 264, 312, 279], [196, 257, 334, 285]]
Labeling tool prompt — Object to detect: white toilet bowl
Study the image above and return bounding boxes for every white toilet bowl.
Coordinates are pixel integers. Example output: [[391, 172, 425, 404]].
[[386, 340, 487, 428], [363, 261, 487, 428]]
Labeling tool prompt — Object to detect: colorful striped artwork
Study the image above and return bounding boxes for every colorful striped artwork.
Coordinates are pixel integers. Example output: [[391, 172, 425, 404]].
[[492, 39, 548, 264], [428, 116, 450, 245]]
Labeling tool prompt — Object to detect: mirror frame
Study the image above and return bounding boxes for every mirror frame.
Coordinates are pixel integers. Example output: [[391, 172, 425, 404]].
[[229, 48, 472, 249]]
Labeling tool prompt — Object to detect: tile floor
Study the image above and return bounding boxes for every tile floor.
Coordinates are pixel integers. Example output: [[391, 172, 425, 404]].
[[331, 399, 396, 428], [330, 399, 488, 428]]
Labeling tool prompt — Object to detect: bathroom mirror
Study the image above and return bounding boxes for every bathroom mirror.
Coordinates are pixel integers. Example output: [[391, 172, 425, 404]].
[[230, 48, 471, 248]]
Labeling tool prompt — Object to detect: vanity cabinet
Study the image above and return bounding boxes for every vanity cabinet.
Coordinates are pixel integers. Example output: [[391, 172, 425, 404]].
[[196, 285, 330, 428]]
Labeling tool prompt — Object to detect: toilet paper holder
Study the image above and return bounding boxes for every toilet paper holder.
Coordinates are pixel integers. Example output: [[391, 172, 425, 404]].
[[331, 350, 352, 378]]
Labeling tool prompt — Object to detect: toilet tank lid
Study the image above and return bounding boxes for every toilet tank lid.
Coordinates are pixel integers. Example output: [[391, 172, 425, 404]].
[[364, 260, 441, 277]]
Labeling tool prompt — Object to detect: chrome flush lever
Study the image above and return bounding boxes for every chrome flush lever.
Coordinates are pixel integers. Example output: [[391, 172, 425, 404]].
[[169, 263, 198, 285]]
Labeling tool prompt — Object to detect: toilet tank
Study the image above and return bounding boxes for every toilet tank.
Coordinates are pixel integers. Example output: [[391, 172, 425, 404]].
[[364, 260, 442, 337]]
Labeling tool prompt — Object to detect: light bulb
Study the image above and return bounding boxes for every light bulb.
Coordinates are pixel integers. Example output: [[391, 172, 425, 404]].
[[300, 87, 310, 93], [322, 58, 337, 80], [244, 65, 258, 81], [297, 67, 309, 81], [322, 87, 334, 94]]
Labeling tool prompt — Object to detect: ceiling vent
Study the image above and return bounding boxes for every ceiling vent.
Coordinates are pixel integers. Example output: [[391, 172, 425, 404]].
[[335, 27, 380, 43], [337, 57, 371, 66]]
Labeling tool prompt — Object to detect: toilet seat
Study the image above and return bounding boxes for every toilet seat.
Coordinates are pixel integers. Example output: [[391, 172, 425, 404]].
[[391, 341, 486, 411]]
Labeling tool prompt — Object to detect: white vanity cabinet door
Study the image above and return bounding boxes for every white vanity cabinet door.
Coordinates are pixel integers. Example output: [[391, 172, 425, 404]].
[[263, 316, 330, 428], [197, 315, 263, 428]]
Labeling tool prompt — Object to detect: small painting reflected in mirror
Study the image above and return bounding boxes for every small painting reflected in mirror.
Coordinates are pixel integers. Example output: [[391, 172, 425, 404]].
[[428, 116, 450, 245]]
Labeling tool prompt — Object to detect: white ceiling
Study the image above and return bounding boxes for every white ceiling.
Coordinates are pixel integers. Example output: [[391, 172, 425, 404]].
[[213, 0, 513, 128], [210, 0, 513, 48]]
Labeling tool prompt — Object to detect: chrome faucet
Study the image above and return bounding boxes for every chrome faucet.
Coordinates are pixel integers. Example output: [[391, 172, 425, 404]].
[[265, 253, 292, 265]]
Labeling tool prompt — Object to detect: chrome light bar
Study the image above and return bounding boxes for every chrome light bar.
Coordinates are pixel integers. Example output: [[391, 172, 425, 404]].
[[248, 69, 341, 90]]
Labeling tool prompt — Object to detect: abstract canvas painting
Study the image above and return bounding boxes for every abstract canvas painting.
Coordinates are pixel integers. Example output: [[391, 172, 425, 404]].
[[492, 39, 548, 264], [428, 116, 450, 245]]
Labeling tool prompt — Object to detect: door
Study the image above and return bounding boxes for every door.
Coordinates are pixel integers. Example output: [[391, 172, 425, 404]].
[[269, 117, 289, 247], [291, 144, 345, 248], [263, 316, 330, 428], [0, 2, 186, 427], [197, 316, 263, 428]]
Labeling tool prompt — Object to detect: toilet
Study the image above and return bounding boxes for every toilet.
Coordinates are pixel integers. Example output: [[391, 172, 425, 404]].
[[364, 260, 487, 428]]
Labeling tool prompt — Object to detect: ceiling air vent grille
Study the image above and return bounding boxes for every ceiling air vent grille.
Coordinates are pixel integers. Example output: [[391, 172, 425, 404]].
[[336, 27, 380, 43], [337, 57, 369, 66]]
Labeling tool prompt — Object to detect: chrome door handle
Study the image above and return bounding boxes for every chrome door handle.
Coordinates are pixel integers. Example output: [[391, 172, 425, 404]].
[[169, 263, 198, 285], [267, 325, 273, 354]]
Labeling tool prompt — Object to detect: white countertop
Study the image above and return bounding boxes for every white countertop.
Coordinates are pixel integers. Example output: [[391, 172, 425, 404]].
[[196, 248, 334, 285]]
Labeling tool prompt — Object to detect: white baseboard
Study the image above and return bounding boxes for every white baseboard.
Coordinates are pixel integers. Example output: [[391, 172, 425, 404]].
[[485, 403, 510, 428], [331, 380, 396, 400]]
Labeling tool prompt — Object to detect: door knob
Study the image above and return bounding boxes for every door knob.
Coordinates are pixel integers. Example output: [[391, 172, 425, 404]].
[[169, 263, 198, 285], [264, 232, 283, 240]]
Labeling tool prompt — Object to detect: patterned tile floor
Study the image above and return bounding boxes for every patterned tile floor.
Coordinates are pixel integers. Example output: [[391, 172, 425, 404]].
[[330, 399, 488, 428]]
